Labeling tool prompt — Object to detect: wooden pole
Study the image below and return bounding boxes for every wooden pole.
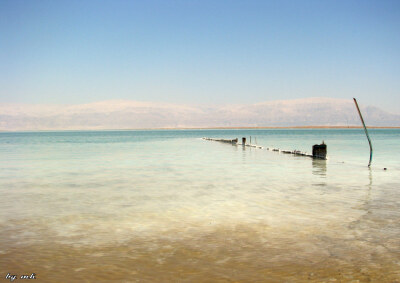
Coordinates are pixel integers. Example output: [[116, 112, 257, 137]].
[[353, 98, 373, 167]]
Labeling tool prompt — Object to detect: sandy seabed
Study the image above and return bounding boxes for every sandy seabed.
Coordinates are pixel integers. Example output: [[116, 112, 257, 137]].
[[2, 223, 399, 283]]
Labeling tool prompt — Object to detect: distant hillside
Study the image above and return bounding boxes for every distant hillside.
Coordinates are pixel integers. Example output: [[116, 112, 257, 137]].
[[1, 98, 399, 130]]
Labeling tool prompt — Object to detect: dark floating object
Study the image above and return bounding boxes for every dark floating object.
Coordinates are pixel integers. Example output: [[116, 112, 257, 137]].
[[242, 137, 246, 145], [384, 168, 387, 170]]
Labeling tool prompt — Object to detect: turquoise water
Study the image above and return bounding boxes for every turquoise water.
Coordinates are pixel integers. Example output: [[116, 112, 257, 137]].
[[0, 129, 399, 281]]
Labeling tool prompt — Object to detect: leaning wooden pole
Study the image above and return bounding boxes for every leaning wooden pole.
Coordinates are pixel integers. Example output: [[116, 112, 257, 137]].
[[353, 98, 373, 167]]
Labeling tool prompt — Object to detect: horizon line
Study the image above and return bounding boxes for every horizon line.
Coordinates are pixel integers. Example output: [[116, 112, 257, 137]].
[[1, 125, 400, 133]]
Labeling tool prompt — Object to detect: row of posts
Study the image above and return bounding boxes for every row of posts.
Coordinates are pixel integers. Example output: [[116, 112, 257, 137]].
[[240, 137, 327, 160]]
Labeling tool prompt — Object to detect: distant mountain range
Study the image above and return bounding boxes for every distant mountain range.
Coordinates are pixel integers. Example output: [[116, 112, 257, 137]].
[[1, 98, 399, 130]]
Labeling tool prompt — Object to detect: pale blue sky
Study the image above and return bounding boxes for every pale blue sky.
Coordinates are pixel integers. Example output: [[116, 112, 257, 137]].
[[1, 0, 399, 113]]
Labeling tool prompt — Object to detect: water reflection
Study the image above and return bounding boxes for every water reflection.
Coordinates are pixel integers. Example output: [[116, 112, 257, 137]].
[[362, 167, 373, 211], [231, 143, 239, 152], [312, 159, 327, 177]]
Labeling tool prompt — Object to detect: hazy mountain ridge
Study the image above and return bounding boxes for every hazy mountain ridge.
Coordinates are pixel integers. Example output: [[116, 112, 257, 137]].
[[1, 98, 399, 130]]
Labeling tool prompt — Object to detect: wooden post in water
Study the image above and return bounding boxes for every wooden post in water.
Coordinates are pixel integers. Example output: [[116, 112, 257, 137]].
[[312, 142, 327, 160], [353, 98, 373, 167], [242, 137, 246, 145]]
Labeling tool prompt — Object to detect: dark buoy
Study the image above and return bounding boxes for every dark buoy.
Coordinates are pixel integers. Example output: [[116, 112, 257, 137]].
[[384, 168, 387, 170]]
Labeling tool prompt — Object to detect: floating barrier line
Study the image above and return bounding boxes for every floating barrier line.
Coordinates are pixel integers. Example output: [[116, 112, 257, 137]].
[[202, 137, 326, 160]]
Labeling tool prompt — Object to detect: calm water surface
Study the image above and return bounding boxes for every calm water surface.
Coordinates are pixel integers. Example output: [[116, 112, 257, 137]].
[[0, 129, 399, 282]]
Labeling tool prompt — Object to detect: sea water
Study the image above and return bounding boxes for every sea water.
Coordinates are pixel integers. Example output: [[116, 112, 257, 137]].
[[0, 129, 399, 282]]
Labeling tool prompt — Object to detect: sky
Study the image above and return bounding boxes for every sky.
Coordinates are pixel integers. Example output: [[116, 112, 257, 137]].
[[1, 0, 399, 113]]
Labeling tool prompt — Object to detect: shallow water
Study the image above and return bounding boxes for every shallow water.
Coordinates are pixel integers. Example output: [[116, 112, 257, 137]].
[[0, 129, 399, 282]]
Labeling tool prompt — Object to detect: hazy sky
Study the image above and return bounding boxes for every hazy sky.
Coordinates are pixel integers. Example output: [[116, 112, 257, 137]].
[[1, 0, 399, 113]]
